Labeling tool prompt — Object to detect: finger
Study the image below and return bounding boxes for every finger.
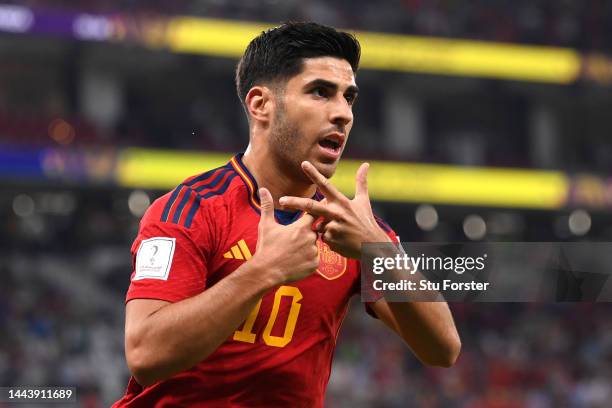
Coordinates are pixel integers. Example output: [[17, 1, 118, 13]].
[[291, 213, 318, 233], [301, 161, 344, 201], [317, 220, 332, 233], [258, 188, 275, 226], [322, 230, 335, 247], [355, 162, 369, 198], [295, 212, 317, 228], [279, 196, 339, 219]]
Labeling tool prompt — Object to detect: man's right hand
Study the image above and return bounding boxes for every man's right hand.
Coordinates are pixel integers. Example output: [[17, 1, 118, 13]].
[[252, 187, 319, 284]]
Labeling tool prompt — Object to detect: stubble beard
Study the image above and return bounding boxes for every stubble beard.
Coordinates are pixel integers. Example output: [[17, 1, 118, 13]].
[[269, 100, 314, 184], [269, 99, 339, 184]]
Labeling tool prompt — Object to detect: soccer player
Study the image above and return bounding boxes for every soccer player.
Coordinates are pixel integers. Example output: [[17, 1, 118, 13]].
[[114, 22, 460, 407]]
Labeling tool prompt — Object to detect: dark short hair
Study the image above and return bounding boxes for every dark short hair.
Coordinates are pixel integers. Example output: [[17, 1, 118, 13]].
[[235, 21, 361, 108]]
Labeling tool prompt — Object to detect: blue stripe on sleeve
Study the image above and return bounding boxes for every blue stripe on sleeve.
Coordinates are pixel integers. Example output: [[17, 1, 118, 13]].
[[184, 196, 201, 228], [185, 168, 217, 186], [200, 173, 237, 199], [161, 185, 183, 222], [194, 168, 230, 192], [172, 188, 193, 224]]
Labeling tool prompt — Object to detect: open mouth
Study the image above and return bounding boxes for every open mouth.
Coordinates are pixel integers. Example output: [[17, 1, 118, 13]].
[[319, 138, 341, 151], [318, 133, 344, 154]]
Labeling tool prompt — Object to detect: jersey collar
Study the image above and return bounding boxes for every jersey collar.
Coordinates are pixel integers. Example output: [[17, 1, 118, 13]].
[[229, 153, 324, 224], [230, 153, 261, 212]]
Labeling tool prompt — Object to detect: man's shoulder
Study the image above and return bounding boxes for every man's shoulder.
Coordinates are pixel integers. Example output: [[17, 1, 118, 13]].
[[143, 163, 244, 228], [373, 213, 394, 234], [372, 212, 399, 242]]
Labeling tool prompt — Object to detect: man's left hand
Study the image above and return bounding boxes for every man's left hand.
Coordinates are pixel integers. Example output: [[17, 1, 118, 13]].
[[279, 161, 391, 259]]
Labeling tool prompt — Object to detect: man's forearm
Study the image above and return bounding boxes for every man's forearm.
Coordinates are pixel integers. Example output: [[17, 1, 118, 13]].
[[126, 260, 277, 386], [386, 301, 460, 367], [367, 242, 461, 367]]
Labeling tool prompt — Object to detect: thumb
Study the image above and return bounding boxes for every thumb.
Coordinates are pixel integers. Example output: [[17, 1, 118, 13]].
[[258, 188, 275, 226], [355, 162, 369, 198]]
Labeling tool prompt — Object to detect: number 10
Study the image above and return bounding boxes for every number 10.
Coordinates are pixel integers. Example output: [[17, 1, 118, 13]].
[[233, 286, 303, 347]]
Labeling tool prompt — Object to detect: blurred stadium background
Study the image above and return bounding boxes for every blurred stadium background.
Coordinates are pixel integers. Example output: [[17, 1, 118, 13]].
[[1, 1, 612, 407]]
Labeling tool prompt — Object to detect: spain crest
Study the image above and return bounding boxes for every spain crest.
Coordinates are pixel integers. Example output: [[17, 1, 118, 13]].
[[316, 238, 347, 280]]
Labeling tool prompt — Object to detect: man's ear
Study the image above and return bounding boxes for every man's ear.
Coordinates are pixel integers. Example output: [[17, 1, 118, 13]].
[[245, 86, 274, 124]]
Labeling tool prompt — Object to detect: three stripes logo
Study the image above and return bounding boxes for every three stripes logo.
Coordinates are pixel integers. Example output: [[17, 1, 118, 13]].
[[223, 239, 252, 261], [160, 164, 237, 228]]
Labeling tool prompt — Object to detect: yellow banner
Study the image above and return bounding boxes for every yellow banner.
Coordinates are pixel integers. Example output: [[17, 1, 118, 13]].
[[116, 148, 569, 209], [162, 17, 581, 84], [165, 17, 269, 57], [356, 32, 580, 83], [116, 148, 231, 189], [334, 160, 567, 209]]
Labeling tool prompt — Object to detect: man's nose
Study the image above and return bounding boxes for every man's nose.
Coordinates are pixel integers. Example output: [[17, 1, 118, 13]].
[[329, 96, 353, 127]]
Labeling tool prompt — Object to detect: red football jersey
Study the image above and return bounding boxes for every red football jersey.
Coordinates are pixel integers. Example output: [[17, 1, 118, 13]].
[[113, 153, 397, 408]]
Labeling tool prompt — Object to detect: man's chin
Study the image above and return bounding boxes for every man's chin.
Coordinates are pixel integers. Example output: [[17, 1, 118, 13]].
[[309, 160, 338, 179]]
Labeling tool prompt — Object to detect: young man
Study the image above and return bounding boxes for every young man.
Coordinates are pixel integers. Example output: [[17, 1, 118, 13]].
[[114, 22, 460, 407]]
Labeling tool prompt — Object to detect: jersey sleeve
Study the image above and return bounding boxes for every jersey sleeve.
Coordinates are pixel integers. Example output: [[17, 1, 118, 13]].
[[126, 191, 211, 304], [362, 215, 400, 318]]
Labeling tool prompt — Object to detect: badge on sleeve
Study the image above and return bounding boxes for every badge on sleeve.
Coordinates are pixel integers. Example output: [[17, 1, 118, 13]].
[[134, 237, 176, 280]]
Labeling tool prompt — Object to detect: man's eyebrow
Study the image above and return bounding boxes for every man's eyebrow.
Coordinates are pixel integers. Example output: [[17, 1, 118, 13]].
[[305, 79, 359, 95]]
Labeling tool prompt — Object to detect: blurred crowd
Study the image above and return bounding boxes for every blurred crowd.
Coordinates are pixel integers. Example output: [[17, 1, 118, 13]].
[[328, 302, 612, 408], [6, 0, 612, 52], [0, 252, 128, 408]]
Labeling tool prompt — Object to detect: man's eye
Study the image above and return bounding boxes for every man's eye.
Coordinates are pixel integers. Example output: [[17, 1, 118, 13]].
[[312, 87, 327, 97], [345, 94, 356, 105]]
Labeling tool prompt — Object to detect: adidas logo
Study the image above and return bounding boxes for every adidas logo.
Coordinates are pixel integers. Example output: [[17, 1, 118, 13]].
[[223, 239, 252, 260]]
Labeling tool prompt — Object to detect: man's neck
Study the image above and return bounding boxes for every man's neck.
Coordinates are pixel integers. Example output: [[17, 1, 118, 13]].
[[242, 147, 316, 209]]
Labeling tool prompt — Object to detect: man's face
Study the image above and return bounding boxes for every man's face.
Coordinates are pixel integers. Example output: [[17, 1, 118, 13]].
[[269, 56, 358, 181]]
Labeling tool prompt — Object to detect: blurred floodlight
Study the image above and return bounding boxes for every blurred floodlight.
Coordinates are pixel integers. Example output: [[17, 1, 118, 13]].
[[463, 214, 487, 240], [128, 190, 150, 217], [13, 194, 35, 217], [415, 204, 438, 231], [48, 119, 75, 145], [568, 209, 591, 236], [73, 14, 113, 40], [0, 5, 33, 33]]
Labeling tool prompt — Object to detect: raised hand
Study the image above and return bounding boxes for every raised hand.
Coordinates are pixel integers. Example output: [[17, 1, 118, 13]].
[[279, 161, 391, 259], [252, 187, 320, 284]]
